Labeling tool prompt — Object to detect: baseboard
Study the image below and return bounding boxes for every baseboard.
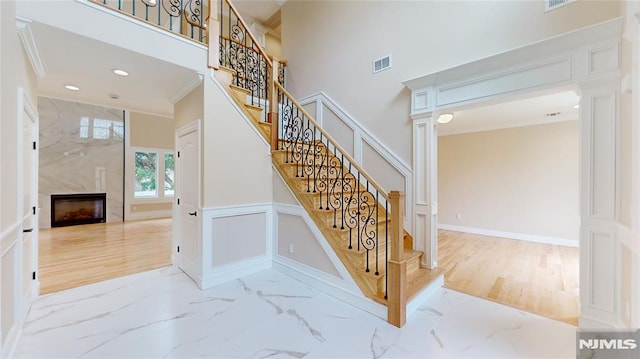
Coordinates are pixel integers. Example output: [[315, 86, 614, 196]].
[[273, 256, 387, 320], [200, 255, 272, 290], [579, 314, 617, 329], [2, 324, 20, 359], [407, 274, 444, 316], [438, 224, 579, 248], [126, 209, 172, 221]]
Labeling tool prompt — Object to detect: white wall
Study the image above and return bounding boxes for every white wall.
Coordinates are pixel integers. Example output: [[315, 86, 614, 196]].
[[281, 0, 622, 166], [438, 121, 580, 244]]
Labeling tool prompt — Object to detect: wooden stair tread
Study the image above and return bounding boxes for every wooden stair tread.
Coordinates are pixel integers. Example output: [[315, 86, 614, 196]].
[[408, 267, 444, 300], [217, 65, 236, 76], [222, 77, 433, 314], [229, 84, 251, 95]]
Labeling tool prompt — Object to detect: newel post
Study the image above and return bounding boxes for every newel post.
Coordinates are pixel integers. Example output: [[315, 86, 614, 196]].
[[269, 58, 280, 151], [388, 190, 407, 327], [207, 0, 220, 69]]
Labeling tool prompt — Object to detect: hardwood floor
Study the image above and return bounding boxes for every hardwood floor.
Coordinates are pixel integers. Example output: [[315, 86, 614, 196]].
[[438, 229, 579, 325], [38, 218, 173, 294]]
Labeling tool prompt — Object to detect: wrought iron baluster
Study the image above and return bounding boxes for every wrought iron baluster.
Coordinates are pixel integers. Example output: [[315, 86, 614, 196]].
[[375, 192, 379, 275], [385, 200, 388, 299]]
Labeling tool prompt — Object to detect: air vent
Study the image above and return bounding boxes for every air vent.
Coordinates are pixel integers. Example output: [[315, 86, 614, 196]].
[[545, 0, 575, 12], [373, 55, 392, 74]]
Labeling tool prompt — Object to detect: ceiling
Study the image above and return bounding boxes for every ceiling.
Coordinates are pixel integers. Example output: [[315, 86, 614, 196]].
[[28, 5, 578, 134], [31, 22, 199, 118], [437, 90, 581, 136], [232, 0, 285, 26]]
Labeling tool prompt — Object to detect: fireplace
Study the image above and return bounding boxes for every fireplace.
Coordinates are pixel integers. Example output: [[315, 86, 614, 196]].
[[51, 193, 107, 227]]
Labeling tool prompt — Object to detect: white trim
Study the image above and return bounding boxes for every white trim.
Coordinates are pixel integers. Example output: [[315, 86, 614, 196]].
[[126, 209, 172, 221], [407, 274, 444, 315], [200, 256, 272, 289], [169, 72, 204, 104], [200, 203, 273, 289], [298, 92, 412, 173], [273, 257, 386, 320], [76, 0, 208, 51], [273, 202, 362, 294], [15, 17, 46, 78], [209, 69, 270, 151], [438, 223, 579, 248], [296, 92, 413, 230], [0, 217, 22, 259], [201, 202, 274, 218], [1, 324, 20, 359]]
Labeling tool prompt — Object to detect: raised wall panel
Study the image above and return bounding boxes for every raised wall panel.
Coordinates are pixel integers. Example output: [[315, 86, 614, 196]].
[[211, 213, 267, 267], [589, 93, 618, 219], [414, 121, 428, 206], [412, 90, 431, 114], [589, 232, 615, 311], [588, 44, 619, 75]]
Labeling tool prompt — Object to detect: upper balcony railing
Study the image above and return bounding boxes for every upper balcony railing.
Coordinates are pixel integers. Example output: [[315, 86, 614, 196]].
[[91, 0, 207, 43]]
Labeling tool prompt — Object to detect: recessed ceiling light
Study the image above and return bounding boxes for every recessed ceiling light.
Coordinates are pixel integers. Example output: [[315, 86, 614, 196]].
[[64, 85, 80, 91], [437, 113, 454, 124], [573, 104, 580, 109], [113, 69, 129, 76]]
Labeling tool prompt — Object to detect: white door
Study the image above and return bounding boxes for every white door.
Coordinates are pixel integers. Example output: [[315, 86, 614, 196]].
[[18, 90, 38, 322], [175, 121, 201, 282]]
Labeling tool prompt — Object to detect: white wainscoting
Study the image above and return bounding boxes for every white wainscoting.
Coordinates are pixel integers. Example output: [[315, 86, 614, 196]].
[[297, 92, 413, 232], [0, 221, 21, 358], [199, 204, 273, 289]]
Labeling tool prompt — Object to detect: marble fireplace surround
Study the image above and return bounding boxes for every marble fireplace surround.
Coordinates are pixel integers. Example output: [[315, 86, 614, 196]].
[[39, 97, 124, 228]]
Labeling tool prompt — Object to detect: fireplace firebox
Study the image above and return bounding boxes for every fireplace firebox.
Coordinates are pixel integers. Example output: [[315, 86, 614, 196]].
[[51, 193, 107, 227]]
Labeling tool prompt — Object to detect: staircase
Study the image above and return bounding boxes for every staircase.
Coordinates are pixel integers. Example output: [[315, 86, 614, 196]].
[[218, 71, 440, 303], [91, 0, 442, 327]]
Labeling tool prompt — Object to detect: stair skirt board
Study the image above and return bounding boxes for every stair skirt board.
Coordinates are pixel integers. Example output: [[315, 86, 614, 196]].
[[273, 256, 387, 320]]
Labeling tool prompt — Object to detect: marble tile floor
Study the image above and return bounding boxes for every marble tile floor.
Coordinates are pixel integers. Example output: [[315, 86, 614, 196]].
[[16, 266, 576, 358]]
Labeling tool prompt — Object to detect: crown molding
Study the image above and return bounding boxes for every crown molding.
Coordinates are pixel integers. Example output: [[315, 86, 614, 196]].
[[169, 72, 204, 104], [15, 17, 46, 78]]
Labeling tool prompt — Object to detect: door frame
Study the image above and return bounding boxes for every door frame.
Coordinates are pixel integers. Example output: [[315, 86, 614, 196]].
[[173, 120, 201, 269], [405, 17, 636, 329]]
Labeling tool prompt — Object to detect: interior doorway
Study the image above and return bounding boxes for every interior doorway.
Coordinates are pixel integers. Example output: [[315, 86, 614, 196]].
[[435, 89, 581, 324]]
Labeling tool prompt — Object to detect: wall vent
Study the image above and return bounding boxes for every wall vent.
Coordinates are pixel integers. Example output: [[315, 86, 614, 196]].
[[373, 55, 392, 74], [545, 0, 575, 12]]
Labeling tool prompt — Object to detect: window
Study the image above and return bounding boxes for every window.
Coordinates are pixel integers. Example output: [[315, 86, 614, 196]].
[[133, 149, 175, 199], [164, 153, 175, 196], [78, 117, 124, 140]]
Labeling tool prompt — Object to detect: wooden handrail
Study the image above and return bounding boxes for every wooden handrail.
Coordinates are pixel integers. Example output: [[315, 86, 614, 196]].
[[222, 0, 273, 68], [275, 82, 391, 204]]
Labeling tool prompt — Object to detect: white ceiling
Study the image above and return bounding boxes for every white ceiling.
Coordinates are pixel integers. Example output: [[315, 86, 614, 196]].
[[31, 22, 199, 118], [233, 0, 285, 23], [29, 8, 578, 134], [437, 90, 581, 136]]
